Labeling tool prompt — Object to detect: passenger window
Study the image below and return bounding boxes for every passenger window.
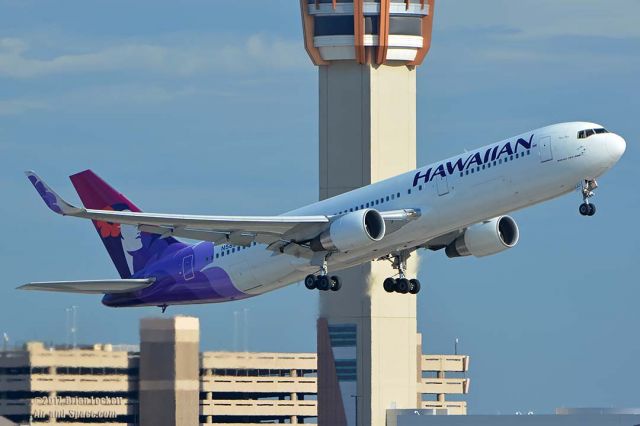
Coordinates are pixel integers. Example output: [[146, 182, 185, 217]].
[[386, 196, 390, 201], [418, 185, 422, 191], [366, 203, 369, 208], [391, 194, 395, 200]]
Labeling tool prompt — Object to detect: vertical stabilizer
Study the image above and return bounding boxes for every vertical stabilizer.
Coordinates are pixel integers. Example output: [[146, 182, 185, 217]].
[[69, 170, 181, 278]]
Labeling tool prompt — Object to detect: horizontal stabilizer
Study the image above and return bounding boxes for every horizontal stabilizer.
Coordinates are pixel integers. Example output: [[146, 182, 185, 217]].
[[18, 278, 155, 294]]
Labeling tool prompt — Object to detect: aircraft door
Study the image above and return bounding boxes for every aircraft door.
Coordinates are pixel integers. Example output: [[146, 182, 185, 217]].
[[182, 254, 195, 281], [436, 175, 449, 196], [539, 136, 553, 162]]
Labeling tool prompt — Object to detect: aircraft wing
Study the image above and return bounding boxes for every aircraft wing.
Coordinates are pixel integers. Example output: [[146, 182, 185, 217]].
[[18, 278, 155, 294], [26, 171, 420, 247]]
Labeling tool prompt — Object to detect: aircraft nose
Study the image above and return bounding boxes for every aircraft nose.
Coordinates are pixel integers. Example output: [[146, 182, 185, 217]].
[[607, 133, 626, 164]]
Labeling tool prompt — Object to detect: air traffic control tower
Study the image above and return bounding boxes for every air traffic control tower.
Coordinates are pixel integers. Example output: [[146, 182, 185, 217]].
[[300, 1, 437, 425]]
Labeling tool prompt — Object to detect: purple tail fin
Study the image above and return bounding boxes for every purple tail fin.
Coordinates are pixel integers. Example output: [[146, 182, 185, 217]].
[[69, 170, 181, 279]]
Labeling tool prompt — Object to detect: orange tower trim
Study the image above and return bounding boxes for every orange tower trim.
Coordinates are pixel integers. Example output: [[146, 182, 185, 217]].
[[376, 0, 391, 65], [354, 0, 366, 64], [300, 0, 329, 66], [409, 0, 435, 66]]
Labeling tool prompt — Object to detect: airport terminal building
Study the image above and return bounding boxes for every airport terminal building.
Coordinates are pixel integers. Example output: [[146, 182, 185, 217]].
[[0, 316, 469, 425]]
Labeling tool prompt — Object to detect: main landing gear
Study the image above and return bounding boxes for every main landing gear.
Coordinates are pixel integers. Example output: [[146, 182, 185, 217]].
[[304, 274, 342, 292], [304, 256, 342, 292], [579, 179, 598, 217], [381, 250, 421, 295]]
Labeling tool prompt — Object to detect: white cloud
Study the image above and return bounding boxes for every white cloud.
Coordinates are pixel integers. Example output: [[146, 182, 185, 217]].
[[0, 84, 227, 115], [0, 34, 307, 79], [438, 0, 640, 39], [0, 98, 47, 115]]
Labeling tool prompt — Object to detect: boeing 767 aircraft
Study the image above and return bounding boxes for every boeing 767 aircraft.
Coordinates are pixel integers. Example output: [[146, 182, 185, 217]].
[[22, 122, 625, 310]]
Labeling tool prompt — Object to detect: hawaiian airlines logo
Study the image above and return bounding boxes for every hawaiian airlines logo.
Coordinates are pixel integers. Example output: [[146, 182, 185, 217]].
[[413, 135, 534, 187], [95, 206, 121, 238], [27, 174, 63, 214]]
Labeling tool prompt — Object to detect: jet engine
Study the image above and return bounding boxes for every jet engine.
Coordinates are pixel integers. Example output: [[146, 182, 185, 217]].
[[445, 216, 519, 258], [311, 209, 386, 252]]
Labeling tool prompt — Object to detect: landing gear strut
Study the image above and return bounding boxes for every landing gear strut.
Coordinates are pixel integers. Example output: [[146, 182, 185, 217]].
[[579, 179, 598, 217], [381, 250, 421, 295], [305, 254, 341, 292]]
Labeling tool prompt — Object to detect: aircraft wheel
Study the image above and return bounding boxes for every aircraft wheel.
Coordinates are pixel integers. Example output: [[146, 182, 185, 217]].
[[317, 276, 330, 291], [409, 279, 421, 295], [304, 275, 317, 290], [579, 203, 590, 216], [587, 203, 596, 216], [383, 278, 396, 293], [329, 276, 342, 291], [396, 278, 410, 294]]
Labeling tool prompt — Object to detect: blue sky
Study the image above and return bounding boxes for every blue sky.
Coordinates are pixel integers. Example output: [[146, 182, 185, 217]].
[[1, 0, 638, 415]]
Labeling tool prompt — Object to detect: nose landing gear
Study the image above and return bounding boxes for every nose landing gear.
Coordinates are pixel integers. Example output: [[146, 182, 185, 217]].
[[380, 250, 421, 295], [579, 179, 598, 216]]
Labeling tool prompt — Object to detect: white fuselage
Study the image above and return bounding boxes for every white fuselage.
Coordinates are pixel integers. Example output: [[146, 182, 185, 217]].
[[200, 122, 625, 299]]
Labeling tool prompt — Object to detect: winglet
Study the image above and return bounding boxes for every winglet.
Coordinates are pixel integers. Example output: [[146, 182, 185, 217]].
[[25, 171, 83, 216]]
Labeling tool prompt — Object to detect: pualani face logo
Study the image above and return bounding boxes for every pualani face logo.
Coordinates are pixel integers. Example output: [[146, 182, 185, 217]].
[[413, 134, 535, 187]]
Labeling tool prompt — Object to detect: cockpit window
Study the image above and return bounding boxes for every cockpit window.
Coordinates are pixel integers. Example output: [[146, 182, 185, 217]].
[[578, 128, 609, 139]]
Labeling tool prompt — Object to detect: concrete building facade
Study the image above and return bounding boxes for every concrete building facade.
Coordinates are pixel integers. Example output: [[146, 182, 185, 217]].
[[387, 410, 640, 426], [139, 317, 200, 425], [0, 341, 138, 425], [0, 317, 468, 425]]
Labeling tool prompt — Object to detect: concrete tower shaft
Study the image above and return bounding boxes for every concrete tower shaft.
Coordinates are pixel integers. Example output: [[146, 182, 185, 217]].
[[300, 1, 436, 425]]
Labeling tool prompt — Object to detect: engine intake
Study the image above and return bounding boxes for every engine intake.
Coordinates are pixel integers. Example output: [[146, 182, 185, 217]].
[[311, 209, 385, 252], [446, 216, 519, 258]]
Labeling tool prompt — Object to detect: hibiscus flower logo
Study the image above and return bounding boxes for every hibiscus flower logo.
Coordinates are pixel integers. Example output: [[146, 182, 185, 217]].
[[95, 206, 121, 238]]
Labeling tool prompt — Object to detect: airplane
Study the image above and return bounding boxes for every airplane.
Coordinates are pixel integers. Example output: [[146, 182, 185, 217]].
[[21, 122, 626, 311]]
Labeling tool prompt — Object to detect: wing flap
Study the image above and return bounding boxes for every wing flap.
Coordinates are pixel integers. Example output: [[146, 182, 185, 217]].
[[18, 278, 155, 294]]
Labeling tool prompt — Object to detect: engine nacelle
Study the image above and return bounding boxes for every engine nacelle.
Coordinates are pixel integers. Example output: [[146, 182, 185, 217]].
[[311, 209, 386, 252], [445, 216, 520, 258]]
